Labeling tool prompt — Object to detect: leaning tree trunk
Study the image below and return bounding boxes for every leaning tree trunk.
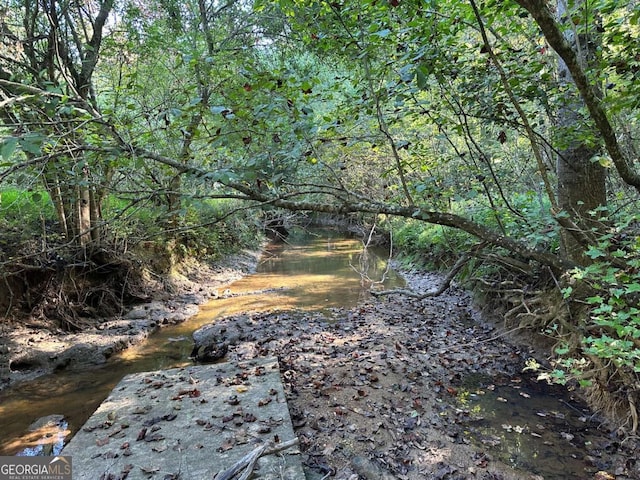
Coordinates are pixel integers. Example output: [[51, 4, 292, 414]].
[[555, 0, 606, 265]]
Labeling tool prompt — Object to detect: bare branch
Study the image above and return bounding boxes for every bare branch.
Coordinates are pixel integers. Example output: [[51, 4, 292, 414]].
[[213, 438, 299, 480], [372, 250, 475, 299]]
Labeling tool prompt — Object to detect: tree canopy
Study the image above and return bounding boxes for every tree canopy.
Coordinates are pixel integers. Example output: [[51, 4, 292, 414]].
[[2, 0, 640, 430]]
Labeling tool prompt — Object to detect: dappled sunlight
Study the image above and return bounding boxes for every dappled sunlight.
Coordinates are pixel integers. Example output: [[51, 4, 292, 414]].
[[2, 422, 70, 457]]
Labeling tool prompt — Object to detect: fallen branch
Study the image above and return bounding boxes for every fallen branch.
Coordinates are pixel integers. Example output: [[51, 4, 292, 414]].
[[350, 455, 397, 480], [371, 253, 472, 299], [213, 438, 299, 480]]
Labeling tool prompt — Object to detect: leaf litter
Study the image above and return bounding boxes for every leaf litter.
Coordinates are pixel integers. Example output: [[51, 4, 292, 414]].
[[194, 275, 639, 480]]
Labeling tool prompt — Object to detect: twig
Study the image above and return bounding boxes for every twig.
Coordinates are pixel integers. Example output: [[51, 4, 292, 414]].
[[456, 325, 529, 348], [213, 438, 299, 480]]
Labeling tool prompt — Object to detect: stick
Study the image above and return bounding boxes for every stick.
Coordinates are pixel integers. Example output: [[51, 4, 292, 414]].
[[372, 253, 472, 299], [213, 438, 299, 480]]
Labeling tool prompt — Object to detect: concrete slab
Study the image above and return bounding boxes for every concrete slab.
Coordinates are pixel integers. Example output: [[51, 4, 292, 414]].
[[62, 358, 304, 479]]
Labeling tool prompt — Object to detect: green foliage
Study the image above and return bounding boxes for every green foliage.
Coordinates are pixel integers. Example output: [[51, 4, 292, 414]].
[[393, 219, 474, 269], [545, 215, 640, 385], [102, 193, 259, 257], [499, 192, 560, 251], [0, 188, 55, 230], [392, 188, 559, 271], [177, 199, 261, 259]]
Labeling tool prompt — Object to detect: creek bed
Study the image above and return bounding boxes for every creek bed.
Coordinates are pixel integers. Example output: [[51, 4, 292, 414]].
[[457, 373, 611, 478], [0, 228, 634, 478]]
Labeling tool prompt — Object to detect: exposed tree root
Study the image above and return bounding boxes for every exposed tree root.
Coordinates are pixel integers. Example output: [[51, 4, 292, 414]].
[[1, 242, 153, 330]]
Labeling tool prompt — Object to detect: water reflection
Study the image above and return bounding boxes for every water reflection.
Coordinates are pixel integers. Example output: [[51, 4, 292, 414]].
[[459, 375, 599, 479], [15, 418, 69, 457], [0, 229, 403, 455]]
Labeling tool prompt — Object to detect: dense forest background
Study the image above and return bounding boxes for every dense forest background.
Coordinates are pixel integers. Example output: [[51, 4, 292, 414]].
[[1, 0, 640, 432]]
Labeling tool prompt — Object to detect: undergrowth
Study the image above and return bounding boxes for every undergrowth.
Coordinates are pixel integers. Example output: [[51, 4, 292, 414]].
[[392, 205, 640, 435], [0, 189, 263, 329]]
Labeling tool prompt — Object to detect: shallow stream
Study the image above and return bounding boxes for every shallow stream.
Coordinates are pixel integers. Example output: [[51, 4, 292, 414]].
[[0, 229, 622, 478], [0, 229, 403, 456]]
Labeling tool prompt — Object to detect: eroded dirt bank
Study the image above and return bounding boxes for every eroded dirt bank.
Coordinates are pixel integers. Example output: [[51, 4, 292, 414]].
[[0, 249, 263, 391]]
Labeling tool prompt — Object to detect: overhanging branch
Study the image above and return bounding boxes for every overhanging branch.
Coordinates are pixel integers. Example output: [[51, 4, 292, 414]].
[[222, 180, 572, 271]]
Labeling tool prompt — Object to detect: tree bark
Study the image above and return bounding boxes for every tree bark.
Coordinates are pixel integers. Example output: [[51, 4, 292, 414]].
[[553, 0, 606, 264], [19, 0, 115, 248], [46, 171, 70, 241], [77, 166, 92, 246]]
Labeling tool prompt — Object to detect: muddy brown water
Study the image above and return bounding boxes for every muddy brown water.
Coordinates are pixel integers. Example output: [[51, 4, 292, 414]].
[[0, 229, 402, 456], [0, 229, 618, 478]]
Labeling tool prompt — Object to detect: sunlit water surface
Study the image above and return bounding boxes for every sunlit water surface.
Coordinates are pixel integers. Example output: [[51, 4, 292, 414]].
[[0, 229, 615, 479], [0, 228, 402, 456]]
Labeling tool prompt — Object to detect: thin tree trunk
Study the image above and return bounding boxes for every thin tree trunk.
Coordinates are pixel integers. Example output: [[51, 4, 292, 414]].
[[89, 188, 101, 243], [77, 166, 92, 246], [47, 172, 70, 240]]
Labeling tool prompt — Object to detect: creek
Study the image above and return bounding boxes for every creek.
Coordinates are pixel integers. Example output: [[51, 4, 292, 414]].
[[0, 229, 623, 478], [0, 229, 403, 456]]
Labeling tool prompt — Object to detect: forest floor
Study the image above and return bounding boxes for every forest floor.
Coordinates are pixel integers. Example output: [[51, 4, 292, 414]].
[[208, 272, 638, 480], [1, 252, 638, 479]]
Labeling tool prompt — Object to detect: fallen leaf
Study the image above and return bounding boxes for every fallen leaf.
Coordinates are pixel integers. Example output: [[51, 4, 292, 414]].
[[594, 472, 615, 480], [217, 438, 235, 452], [140, 466, 160, 474], [96, 437, 109, 447], [334, 406, 348, 416]]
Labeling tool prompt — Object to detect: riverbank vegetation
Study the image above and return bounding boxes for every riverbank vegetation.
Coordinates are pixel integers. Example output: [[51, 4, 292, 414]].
[[1, 0, 640, 433]]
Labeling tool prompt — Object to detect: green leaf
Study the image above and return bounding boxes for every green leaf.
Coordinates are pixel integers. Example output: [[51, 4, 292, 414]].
[[372, 29, 392, 38], [416, 64, 430, 90], [1, 137, 18, 160], [585, 246, 606, 259], [210, 106, 228, 115], [19, 135, 43, 155], [626, 283, 640, 294]]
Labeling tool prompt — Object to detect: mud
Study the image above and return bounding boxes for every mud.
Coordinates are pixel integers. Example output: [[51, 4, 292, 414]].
[[192, 270, 639, 479], [0, 249, 263, 391]]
